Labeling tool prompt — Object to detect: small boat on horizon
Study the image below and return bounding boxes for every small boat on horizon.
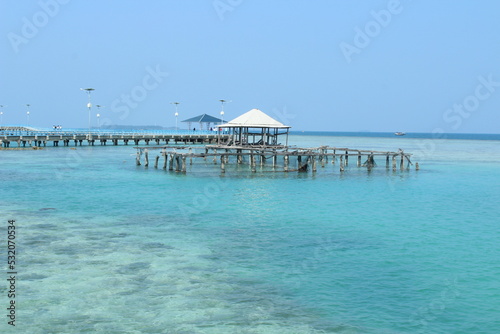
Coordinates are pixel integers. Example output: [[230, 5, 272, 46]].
[[394, 132, 406, 136]]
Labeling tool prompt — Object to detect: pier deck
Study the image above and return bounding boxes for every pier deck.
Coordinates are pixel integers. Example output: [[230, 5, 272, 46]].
[[0, 127, 228, 148]]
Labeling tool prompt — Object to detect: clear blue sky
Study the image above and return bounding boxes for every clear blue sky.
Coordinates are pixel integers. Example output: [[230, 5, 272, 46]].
[[1, 0, 499, 133]]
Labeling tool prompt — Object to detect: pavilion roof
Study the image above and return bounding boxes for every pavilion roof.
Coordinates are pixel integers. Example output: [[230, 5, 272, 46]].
[[219, 109, 291, 129], [181, 114, 224, 123]]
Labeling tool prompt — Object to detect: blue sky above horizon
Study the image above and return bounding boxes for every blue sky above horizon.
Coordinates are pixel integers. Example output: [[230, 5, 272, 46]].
[[1, 0, 499, 133]]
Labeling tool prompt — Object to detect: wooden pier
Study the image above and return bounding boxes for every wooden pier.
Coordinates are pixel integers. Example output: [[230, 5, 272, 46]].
[[0, 127, 228, 148], [134, 144, 415, 174]]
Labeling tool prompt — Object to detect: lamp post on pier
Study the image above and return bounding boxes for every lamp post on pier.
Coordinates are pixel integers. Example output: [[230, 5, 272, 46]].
[[96, 105, 103, 129], [26, 104, 30, 127], [219, 99, 231, 126], [171, 102, 180, 130], [0, 105, 5, 127], [81, 88, 95, 134]]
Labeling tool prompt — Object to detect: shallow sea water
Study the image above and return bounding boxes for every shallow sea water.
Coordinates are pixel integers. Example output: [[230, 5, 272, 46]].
[[1, 134, 499, 333]]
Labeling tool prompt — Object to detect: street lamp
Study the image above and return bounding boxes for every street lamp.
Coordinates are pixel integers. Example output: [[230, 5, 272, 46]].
[[26, 104, 30, 127], [171, 102, 180, 130], [0, 105, 4, 127], [219, 99, 231, 125], [81, 88, 95, 133], [96, 105, 103, 129]]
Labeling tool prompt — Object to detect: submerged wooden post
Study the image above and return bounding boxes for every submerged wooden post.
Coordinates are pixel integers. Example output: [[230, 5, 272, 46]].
[[357, 152, 362, 167], [144, 149, 149, 167], [220, 156, 225, 173], [392, 155, 397, 171], [136, 151, 141, 166], [339, 155, 344, 172], [169, 154, 174, 171], [312, 156, 317, 172], [163, 150, 167, 169], [273, 153, 277, 168], [204, 147, 208, 161], [154, 155, 159, 168], [345, 150, 348, 166], [415, 162, 420, 170], [189, 148, 193, 165], [284, 155, 289, 172], [181, 156, 187, 173], [366, 154, 374, 170], [237, 149, 243, 164], [400, 153, 405, 171], [332, 149, 336, 164], [213, 149, 217, 164], [175, 155, 181, 172], [386, 155, 390, 169], [297, 155, 302, 169]]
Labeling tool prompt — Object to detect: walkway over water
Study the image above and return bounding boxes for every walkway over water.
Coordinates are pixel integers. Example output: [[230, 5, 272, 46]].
[[0, 126, 228, 147]]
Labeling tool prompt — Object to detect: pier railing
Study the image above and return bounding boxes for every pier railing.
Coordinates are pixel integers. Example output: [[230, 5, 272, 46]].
[[0, 126, 216, 136]]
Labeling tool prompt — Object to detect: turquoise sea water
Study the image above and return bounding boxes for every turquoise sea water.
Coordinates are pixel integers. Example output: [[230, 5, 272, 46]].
[[1, 133, 499, 333]]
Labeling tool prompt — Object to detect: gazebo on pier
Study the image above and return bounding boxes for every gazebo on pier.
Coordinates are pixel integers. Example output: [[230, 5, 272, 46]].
[[181, 114, 224, 130], [218, 108, 291, 147]]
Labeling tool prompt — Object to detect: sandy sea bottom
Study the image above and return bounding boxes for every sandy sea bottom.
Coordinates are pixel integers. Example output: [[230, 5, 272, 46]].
[[1, 135, 500, 333]]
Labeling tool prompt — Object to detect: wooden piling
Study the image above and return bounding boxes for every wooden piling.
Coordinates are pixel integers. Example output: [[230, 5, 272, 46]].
[[237, 149, 243, 164], [220, 157, 225, 173], [144, 149, 149, 167], [136, 151, 141, 166], [366, 154, 374, 170], [169, 154, 174, 171], [175, 155, 181, 172]]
